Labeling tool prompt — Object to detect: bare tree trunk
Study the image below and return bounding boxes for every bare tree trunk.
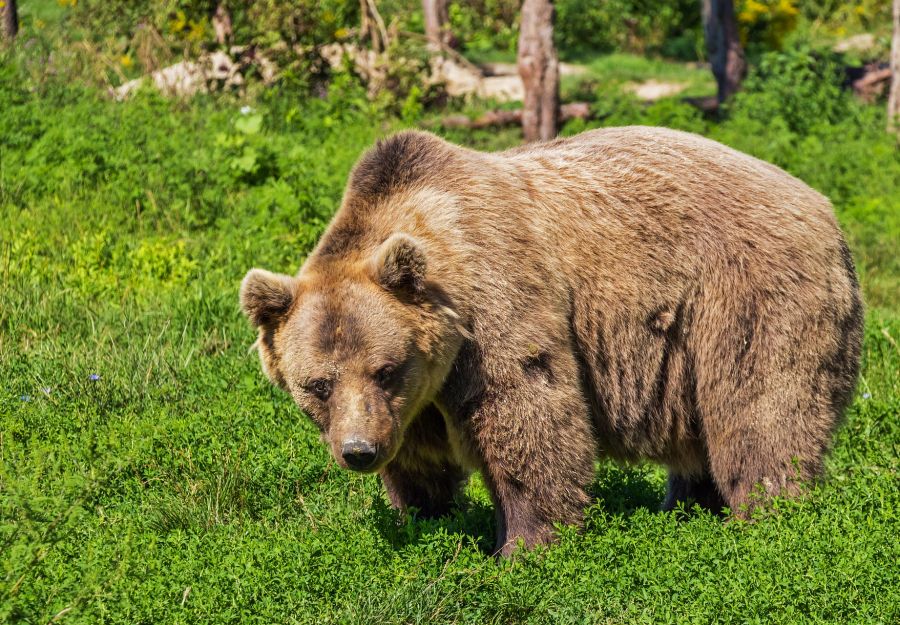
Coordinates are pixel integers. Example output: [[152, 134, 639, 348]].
[[889, 0, 900, 133], [702, 0, 746, 104], [1, 0, 18, 40], [212, 2, 233, 46], [517, 0, 559, 142], [423, 0, 454, 50]]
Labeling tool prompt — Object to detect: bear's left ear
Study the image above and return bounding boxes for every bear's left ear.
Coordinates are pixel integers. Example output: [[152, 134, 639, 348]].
[[370, 233, 427, 296]]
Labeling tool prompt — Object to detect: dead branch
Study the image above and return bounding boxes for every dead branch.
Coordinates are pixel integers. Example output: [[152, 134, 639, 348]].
[[360, 0, 390, 53], [852, 65, 892, 103], [437, 102, 590, 130]]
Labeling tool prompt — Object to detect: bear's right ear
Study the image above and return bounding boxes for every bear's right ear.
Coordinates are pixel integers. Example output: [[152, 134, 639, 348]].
[[240, 268, 297, 327], [369, 233, 427, 296]]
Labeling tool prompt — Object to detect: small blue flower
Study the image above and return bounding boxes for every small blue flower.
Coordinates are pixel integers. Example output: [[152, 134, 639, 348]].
[[20, 395, 31, 402], [862, 392, 871, 400], [89, 374, 101, 381]]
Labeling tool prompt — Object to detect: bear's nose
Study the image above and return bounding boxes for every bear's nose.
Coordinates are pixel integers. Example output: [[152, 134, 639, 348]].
[[341, 439, 378, 471]]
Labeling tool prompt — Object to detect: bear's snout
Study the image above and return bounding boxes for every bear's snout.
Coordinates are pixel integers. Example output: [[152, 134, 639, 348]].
[[340, 438, 379, 471]]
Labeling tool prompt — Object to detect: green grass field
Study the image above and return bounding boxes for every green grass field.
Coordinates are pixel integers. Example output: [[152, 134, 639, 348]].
[[2, 49, 899, 623]]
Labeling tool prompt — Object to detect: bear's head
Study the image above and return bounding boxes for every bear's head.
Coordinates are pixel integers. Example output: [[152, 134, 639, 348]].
[[240, 233, 467, 473]]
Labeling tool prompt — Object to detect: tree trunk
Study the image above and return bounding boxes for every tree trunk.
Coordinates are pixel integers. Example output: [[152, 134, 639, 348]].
[[702, 0, 746, 104], [517, 0, 559, 142], [1, 0, 18, 40], [360, 0, 389, 54], [889, 0, 900, 133], [423, 0, 454, 51], [212, 2, 233, 46]]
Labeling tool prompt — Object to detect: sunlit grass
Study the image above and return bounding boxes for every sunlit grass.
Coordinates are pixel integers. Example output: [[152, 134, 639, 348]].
[[1, 49, 899, 624]]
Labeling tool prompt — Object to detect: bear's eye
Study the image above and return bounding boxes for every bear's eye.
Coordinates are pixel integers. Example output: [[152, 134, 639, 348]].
[[307, 378, 333, 401], [374, 364, 398, 389]]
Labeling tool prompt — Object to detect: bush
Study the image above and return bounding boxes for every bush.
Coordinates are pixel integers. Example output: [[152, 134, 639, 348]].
[[556, 0, 703, 60], [727, 46, 854, 136], [445, 0, 705, 61], [447, 0, 520, 58], [68, 0, 359, 53], [738, 0, 801, 52], [793, 0, 892, 36]]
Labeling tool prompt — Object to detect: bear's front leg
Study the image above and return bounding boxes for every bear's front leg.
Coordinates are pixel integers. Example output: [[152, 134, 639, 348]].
[[451, 375, 596, 556], [379, 404, 468, 519]]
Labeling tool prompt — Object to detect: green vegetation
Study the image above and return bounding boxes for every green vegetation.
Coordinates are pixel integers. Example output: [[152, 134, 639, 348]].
[[2, 2, 899, 623], [560, 54, 715, 101]]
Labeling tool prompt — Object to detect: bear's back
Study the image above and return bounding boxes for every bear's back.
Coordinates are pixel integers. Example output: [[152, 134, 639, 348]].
[[497, 126, 844, 295], [502, 125, 834, 231]]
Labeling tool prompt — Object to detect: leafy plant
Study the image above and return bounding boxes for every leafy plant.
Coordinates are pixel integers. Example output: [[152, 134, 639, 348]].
[[738, 0, 801, 51], [728, 46, 852, 135]]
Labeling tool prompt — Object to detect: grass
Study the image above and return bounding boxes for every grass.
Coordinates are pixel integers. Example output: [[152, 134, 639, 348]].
[[2, 49, 899, 624], [562, 53, 715, 100]]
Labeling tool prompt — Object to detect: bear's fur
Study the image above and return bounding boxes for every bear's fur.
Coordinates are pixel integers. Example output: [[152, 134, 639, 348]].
[[240, 127, 863, 555]]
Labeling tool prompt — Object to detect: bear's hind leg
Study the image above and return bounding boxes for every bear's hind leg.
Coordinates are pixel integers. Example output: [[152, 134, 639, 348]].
[[662, 472, 725, 514], [705, 424, 817, 519], [702, 387, 830, 518], [693, 292, 850, 518]]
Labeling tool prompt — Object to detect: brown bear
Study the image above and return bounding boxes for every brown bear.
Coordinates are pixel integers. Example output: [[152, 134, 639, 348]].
[[240, 127, 862, 556]]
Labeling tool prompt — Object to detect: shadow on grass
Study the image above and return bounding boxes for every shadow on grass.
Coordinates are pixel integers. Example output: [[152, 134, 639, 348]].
[[589, 463, 666, 516], [370, 495, 497, 553], [369, 463, 674, 553]]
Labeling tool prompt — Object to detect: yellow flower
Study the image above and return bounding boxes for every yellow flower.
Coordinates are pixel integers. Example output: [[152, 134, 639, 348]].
[[187, 19, 207, 42], [776, 0, 798, 17], [169, 10, 187, 33], [739, 0, 768, 24], [747, 0, 768, 17]]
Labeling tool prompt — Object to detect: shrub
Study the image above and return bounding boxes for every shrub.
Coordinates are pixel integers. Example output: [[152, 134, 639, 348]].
[[448, 0, 520, 58], [555, 0, 703, 60], [726, 46, 854, 136], [738, 0, 801, 52]]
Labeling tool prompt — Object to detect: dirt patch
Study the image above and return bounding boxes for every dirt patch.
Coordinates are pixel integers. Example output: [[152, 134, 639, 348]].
[[623, 79, 688, 101]]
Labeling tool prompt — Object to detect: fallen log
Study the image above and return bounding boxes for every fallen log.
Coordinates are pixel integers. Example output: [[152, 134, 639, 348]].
[[851, 65, 891, 103], [683, 95, 720, 115], [438, 102, 591, 129]]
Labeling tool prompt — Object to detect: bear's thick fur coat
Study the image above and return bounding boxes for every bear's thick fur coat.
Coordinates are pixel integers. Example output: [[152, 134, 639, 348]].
[[241, 127, 862, 555]]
